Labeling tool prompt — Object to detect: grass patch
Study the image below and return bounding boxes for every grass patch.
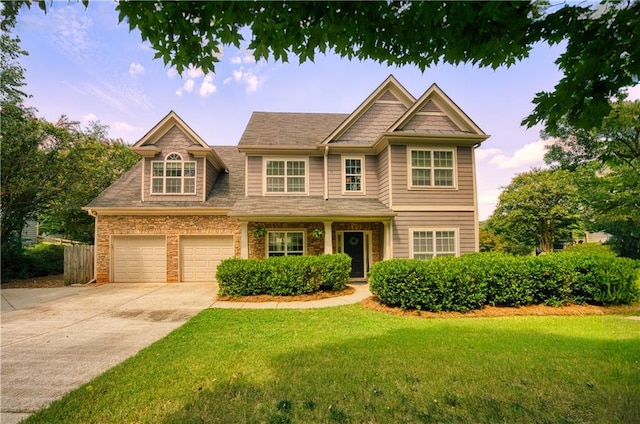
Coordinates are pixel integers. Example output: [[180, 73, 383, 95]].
[[26, 306, 640, 423]]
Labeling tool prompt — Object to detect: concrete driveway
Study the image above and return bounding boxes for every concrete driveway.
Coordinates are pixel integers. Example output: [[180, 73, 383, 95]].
[[1, 283, 216, 424]]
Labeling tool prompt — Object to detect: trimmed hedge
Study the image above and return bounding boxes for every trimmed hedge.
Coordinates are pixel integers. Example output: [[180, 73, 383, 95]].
[[216, 253, 351, 297], [369, 250, 640, 312]]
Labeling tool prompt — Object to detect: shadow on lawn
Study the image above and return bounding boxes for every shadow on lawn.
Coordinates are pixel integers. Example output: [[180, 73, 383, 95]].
[[162, 319, 640, 424]]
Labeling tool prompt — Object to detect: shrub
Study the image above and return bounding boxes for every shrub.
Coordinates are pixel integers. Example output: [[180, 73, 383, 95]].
[[216, 254, 351, 297], [23, 244, 65, 277], [370, 250, 639, 312]]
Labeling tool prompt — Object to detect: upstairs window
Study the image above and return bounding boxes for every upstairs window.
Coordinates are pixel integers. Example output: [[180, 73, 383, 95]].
[[265, 159, 306, 193], [151, 153, 196, 194], [410, 149, 455, 188], [343, 157, 363, 193], [411, 229, 457, 259]]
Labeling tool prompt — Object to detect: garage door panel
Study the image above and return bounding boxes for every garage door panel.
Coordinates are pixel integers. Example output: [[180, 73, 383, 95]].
[[181, 236, 233, 282], [113, 236, 166, 283]]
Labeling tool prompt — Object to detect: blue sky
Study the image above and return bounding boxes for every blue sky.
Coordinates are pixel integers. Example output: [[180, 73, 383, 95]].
[[12, 1, 639, 220]]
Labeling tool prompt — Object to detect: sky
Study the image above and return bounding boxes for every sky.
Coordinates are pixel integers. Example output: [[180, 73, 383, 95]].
[[11, 1, 640, 221]]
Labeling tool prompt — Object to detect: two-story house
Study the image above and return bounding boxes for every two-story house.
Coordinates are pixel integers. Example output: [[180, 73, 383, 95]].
[[85, 75, 489, 283]]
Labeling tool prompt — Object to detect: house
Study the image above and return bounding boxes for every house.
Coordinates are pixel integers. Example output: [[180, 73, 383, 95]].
[[85, 76, 489, 283]]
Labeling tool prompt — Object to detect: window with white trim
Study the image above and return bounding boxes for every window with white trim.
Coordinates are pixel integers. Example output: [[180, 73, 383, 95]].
[[410, 149, 455, 187], [265, 159, 306, 193], [151, 153, 196, 194], [267, 231, 304, 256], [412, 229, 457, 259], [343, 157, 363, 193]]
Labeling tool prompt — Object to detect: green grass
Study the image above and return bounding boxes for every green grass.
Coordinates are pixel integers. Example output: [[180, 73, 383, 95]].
[[26, 306, 640, 423]]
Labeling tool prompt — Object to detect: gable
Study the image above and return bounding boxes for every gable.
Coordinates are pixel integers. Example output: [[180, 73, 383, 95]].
[[324, 75, 415, 145], [389, 84, 486, 136]]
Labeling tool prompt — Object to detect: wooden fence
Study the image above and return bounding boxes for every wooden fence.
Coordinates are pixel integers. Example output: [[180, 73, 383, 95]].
[[64, 245, 94, 285]]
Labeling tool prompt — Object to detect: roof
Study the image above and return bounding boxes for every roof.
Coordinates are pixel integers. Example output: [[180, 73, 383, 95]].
[[238, 112, 349, 148], [229, 196, 395, 219], [86, 146, 245, 209]]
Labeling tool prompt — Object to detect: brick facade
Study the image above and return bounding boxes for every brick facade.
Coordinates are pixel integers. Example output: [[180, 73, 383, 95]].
[[96, 215, 241, 283]]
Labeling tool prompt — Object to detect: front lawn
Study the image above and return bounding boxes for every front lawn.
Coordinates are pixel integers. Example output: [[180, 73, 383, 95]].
[[26, 306, 639, 423]]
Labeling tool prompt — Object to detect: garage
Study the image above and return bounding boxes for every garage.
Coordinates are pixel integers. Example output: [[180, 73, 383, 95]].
[[180, 235, 234, 282], [112, 236, 167, 282]]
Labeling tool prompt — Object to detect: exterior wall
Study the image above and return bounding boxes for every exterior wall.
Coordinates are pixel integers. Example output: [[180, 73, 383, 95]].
[[247, 222, 325, 259], [142, 126, 204, 202], [377, 147, 390, 207], [327, 154, 379, 198], [392, 211, 477, 258], [390, 144, 475, 206], [206, 160, 219, 196], [402, 114, 459, 131], [246, 155, 323, 196], [95, 215, 241, 283], [338, 102, 406, 142]]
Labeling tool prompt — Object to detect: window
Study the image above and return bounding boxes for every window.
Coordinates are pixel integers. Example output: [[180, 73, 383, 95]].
[[410, 149, 455, 187], [343, 157, 363, 193], [151, 153, 196, 194], [267, 231, 304, 256], [412, 229, 457, 259], [265, 159, 306, 193]]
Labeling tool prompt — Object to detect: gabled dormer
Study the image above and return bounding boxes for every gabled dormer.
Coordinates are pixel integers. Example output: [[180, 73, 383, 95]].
[[132, 111, 227, 202]]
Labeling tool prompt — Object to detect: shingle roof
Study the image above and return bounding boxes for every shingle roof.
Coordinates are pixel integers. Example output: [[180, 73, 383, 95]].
[[229, 196, 395, 218], [238, 112, 349, 147], [86, 146, 245, 209]]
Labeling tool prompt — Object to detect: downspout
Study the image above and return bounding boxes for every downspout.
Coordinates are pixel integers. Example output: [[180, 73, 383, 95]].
[[85, 209, 98, 285], [323, 145, 329, 200]]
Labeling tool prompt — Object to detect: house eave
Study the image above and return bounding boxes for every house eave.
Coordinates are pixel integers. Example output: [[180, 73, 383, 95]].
[[373, 132, 489, 152], [237, 145, 323, 155], [186, 146, 228, 171], [83, 207, 231, 216], [232, 214, 396, 222]]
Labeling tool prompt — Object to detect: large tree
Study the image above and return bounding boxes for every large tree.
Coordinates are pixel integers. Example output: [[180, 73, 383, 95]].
[[8, 0, 636, 132], [544, 101, 640, 258], [490, 169, 581, 254]]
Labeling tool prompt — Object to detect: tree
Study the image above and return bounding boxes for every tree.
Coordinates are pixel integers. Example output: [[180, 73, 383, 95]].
[[37, 120, 140, 242], [544, 101, 640, 258], [490, 169, 581, 254]]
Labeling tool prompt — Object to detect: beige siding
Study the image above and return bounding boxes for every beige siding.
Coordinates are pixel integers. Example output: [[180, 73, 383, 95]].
[[309, 156, 324, 196], [143, 126, 203, 202], [206, 160, 218, 195], [422, 100, 442, 113], [246, 155, 262, 195], [365, 155, 379, 197], [402, 114, 460, 131], [377, 147, 390, 207], [338, 102, 406, 142], [379, 89, 400, 101], [390, 145, 475, 206], [392, 211, 477, 258], [327, 154, 341, 197]]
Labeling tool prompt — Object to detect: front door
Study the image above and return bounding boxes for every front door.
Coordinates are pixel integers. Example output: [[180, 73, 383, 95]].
[[343, 232, 365, 278]]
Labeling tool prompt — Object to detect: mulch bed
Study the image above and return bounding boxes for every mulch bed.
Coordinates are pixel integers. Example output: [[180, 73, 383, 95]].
[[1, 274, 67, 288], [217, 286, 355, 302], [361, 297, 640, 318]]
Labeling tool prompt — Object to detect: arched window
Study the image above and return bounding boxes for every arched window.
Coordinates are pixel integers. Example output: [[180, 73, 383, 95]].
[[151, 152, 196, 194]]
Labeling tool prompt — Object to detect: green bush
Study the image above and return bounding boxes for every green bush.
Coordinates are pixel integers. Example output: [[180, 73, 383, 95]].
[[216, 254, 351, 297], [23, 244, 65, 277], [368, 257, 487, 312], [1, 243, 65, 282], [370, 250, 639, 312]]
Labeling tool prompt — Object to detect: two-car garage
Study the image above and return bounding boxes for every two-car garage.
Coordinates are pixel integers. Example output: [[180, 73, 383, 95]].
[[111, 235, 234, 283]]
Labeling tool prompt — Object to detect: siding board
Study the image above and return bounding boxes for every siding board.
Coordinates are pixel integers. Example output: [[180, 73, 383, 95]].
[[246, 156, 262, 195]]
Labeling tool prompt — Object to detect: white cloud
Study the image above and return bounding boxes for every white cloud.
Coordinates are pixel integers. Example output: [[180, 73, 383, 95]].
[[183, 79, 195, 93], [185, 66, 204, 79], [487, 139, 552, 169], [129, 62, 145, 77], [231, 56, 242, 65], [626, 83, 640, 101], [232, 67, 264, 94], [199, 74, 217, 97], [50, 5, 93, 62], [166, 68, 178, 79], [223, 77, 232, 85], [82, 113, 98, 122], [475, 147, 502, 162], [242, 50, 256, 64], [112, 121, 135, 132]]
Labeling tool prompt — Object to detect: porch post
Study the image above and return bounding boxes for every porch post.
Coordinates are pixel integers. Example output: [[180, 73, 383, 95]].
[[383, 220, 393, 260], [323, 221, 333, 254], [240, 221, 249, 259]]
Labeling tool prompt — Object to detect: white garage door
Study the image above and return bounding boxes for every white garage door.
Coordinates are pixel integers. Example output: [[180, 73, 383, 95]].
[[181, 236, 234, 282], [113, 236, 166, 282]]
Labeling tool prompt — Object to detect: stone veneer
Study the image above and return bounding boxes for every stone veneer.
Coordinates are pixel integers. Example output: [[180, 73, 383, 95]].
[[96, 215, 241, 283]]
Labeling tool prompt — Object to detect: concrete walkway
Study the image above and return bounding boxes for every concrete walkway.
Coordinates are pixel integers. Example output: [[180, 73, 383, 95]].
[[0, 282, 370, 424]]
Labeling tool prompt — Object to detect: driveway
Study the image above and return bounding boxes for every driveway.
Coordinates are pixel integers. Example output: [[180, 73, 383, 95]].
[[1, 283, 216, 424]]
